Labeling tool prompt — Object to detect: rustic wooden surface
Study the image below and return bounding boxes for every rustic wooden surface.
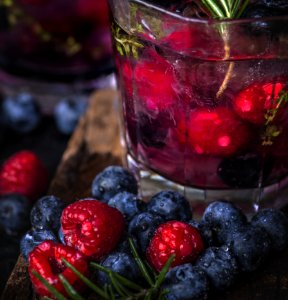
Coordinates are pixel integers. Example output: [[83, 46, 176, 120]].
[[2, 89, 288, 300]]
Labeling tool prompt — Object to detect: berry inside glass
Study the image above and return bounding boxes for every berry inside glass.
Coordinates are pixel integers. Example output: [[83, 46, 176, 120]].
[[111, 0, 288, 208], [0, 0, 112, 81]]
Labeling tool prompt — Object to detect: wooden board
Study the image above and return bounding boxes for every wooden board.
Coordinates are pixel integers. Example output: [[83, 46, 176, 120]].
[[2, 89, 288, 300]]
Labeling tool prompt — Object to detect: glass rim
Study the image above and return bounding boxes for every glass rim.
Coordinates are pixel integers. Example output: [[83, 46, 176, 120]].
[[132, 0, 288, 25]]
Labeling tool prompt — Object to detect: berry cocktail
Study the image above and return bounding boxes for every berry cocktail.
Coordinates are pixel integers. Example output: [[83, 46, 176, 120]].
[[110, 0, 288, 209], [0, 0, 112, 83]]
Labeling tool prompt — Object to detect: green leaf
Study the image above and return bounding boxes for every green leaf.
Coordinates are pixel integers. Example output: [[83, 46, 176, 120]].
[[31, 270, 67, 300], [59, 275, 85, 300], [129, 238, 154, 287], [61, 258, 109, 300]]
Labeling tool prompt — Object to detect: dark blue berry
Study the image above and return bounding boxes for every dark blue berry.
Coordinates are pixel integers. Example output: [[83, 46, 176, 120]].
[[58, 227, 65, 244], [108, 192, 146, 221], [217, 154, 272, 188], [0, 194, 30, 236], [147, 190, 192, 222], [163, 264, 209, 300], [228, 225, 271, 272], [251, 209, 288, 251], [128, 212, 165, 252], [96, 252, 141, 287], [1, 93, 41, 134], [256, 0, 288, 9], [20, 229, 58, 261], [54, 98, 87, 135], [202, 201, 247, 244], [188, 220, 217, 247], [91, 166, 138, 203], [196, 246, 239, 290], [30, 195, 66, 233], [115, 235, 139, 255], [138, 112, 169, 148]]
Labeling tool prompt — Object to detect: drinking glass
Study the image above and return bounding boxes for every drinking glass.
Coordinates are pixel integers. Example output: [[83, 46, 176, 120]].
[[110, 0, 288, 212], [0, 0, 113, 110]]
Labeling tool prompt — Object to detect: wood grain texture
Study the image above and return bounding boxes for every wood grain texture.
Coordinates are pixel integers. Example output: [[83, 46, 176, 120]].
[[2, 89, 288, 300]]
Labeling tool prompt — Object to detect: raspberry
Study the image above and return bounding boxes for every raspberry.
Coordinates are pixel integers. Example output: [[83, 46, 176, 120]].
[[0, 151, 48, 202], [134, 51, 178, 111], [77, 0, 109, 25], [28, 241, 88, 298], [177, 107, 251, 157], [233, 82, 284, 125], [61, 199, 125, 259], [146, 221, 204, 272]]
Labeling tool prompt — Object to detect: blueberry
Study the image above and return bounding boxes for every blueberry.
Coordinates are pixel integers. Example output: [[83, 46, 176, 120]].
[[202, 201, 247, 244], [58, 227, 65, 244], [242, 4, 288, 36], [196, 246, 239, 290], [251, 209, 288, 251], [115, 235, 139, 255], [137, 112, 169, 148], [128, 212, 165, 252], [30, 195, 66, 233], [108, 192, 146, 222], [188, 220, 217, 247], [217, 154, 272, 188], [20, 229, 58, 261], [96, 252, 141, 287], [256, 0, 288, 10], [147, 190, 192, 222], [228, 225, 271, 272], [1, 92, 41, 134], [54, 98, 87, 135], [0, 194, 30, 236], [91, 166, 138, 203], [162, 264, 209, 300]]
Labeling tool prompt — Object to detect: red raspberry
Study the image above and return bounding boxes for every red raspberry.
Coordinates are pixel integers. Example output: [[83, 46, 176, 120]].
[[134, 51, 178, 111], [61, 199, 125, 259], [29, 241, 88, 298], [177, 107, 251, 157], [146, 221, 204, 272], [233, 82, 284, 125], [0, 150, 48, 202], [76, 0, 109, 25]]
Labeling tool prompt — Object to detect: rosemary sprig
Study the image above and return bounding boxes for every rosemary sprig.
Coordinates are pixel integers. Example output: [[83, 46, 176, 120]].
[[34, 238, 175, 300]]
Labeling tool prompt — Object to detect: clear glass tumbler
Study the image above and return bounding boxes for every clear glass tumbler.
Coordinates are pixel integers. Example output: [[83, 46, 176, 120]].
[[110, 0, 288, 212]]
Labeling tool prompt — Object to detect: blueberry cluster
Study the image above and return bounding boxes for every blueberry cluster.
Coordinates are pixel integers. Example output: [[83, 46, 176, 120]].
[[0, 92, 87, 135], [90, 166, 288, 299], [20, 195, 66, 261]]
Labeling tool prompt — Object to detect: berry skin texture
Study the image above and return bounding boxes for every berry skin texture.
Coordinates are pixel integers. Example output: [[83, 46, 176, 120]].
[[30, 195, 66, 233], [202, 201, 247, 244], [0, 150, 48, 202], [196, 246, 239, 290], [96, 252, 141, 287], [128, 212, 165, 253], [162, 264, 209, 300], [228, 226, 271, 272], [147, 221, 204, 272], [61, 199, 125, 259], [91, 166, 138, 203], [20, 229, 58, 261], [28, 241, 88, 298], [178, 107, 251, 157], [108, 192, 145, 222], [1, 92, 41, 134], [54, 98, 87, 135], [233, 82, 283, 125], [251, 209, 288, 251], [147, 190, 192, 222], [0, 194, 30, 236]]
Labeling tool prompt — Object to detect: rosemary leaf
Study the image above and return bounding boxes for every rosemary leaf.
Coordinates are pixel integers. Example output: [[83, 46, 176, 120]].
[[59, 275, 85, 300], [219, 0, 231, 18], [236, 0, 250, 18], [155, 255, 175, 288], [201, 0, 225, 18]]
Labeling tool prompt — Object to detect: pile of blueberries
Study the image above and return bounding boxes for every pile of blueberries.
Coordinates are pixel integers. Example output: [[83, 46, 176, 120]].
[[17, 165, 288, 299], [0, 92, 87, 136]]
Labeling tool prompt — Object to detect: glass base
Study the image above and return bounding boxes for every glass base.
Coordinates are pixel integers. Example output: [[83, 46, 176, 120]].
[[127, 154, 288, 218]]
